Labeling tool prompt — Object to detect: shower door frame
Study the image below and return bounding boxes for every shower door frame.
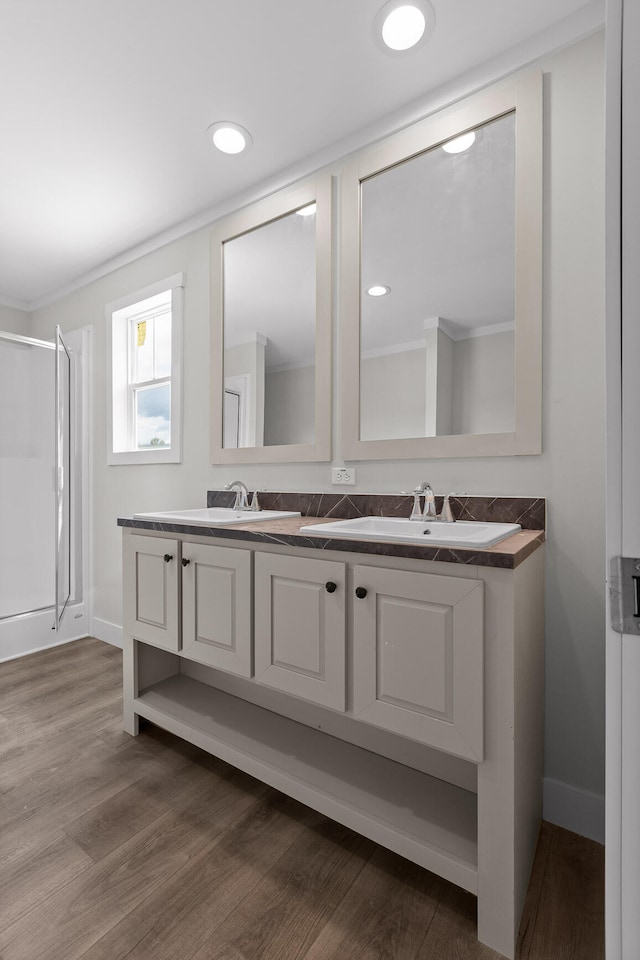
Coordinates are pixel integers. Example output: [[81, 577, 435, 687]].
[[0, 326, 92, 661], [55, 324, 72, 629]]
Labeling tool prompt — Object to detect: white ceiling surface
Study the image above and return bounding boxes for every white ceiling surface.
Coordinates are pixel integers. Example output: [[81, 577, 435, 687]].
[[0, 0, 601, 309]]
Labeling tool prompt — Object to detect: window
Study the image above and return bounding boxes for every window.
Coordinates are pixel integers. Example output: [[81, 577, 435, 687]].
[[107, 274, 183, 464]]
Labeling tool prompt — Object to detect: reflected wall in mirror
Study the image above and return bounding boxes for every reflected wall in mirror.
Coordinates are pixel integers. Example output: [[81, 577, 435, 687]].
[[360, 112, 516, 441], [210, 176, 332, 464], [341, 69, 542, 460], [223, 208, 316, 448]]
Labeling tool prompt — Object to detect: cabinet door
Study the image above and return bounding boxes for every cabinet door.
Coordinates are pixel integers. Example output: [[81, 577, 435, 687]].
[[352, 565, 484, 761], [181, 542, 252, 677], [123, 534, 179, 651], [254, 552, 346, 710]]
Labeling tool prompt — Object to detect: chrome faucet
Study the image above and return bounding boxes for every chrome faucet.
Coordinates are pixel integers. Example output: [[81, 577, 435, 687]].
[[408, 485, 458, 523], [409, 482, 437, 521], [409, 486, 424, 520], [422, 483, 437, 520], [224, 480, 250, 511], [438, 492, 457, 523]]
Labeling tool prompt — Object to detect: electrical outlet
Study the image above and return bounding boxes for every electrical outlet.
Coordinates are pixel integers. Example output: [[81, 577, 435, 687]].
[[331, 466, 356, 485]]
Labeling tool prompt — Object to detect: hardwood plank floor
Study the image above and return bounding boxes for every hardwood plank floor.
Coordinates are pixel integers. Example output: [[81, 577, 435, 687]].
[[0, 637, 604, 960]]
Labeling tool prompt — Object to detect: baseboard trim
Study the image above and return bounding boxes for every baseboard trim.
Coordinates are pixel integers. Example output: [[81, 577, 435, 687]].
[[0, 602, 89, 663], [0, 633, 87, 664], [543, 777, 605, 844], [92, 617, 123, 649]]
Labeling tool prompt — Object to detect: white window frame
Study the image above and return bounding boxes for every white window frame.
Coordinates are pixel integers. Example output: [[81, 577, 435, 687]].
[[106, 273, 184, 465]]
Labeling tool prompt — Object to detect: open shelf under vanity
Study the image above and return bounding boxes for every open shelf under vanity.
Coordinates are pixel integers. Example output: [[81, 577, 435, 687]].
[[135, 662, 478, 894]]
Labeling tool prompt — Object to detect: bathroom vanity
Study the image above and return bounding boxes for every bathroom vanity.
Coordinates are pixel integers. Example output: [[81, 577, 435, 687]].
[[119, 493, 545, 960]]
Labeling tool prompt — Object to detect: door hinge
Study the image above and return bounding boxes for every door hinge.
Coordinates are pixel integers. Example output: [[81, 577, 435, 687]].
[[610, 557, 640, 633]]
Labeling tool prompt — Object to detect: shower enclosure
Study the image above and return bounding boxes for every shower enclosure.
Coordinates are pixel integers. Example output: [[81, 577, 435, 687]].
[[0, 326, 89, 660]]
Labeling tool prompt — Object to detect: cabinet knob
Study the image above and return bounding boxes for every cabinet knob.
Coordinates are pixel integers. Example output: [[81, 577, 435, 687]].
[[355, 586, 368, 599], [163, 554, 173, 563], [181, 558, 191, 567], [325, 581, 337, 593]]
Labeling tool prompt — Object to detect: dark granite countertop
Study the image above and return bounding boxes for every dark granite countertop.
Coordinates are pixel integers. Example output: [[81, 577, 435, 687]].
[[118, 513, 544, 569]]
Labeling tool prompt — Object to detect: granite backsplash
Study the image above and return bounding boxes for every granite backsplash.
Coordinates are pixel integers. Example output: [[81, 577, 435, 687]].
[[207, 490, 546, 531]]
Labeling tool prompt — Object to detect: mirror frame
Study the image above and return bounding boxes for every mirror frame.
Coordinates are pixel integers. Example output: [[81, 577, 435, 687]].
[[210, 174, 332, 463], [340, 69, 542, 460]]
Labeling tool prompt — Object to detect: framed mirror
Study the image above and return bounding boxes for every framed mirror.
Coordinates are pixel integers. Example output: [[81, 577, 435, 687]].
[[340, 70, 542, 460], [211, 175, 332, 463]]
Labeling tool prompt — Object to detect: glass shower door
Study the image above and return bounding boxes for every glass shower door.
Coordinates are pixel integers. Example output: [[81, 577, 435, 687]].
[[0, 332, 56, 621], [55, 326, 71, 629]]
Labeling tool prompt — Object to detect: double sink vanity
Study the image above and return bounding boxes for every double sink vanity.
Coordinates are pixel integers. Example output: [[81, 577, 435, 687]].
[[119, 489, 545, 960], [119, 48, 546, 960]]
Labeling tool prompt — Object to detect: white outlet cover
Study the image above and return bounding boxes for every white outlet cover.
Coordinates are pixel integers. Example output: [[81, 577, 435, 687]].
[[331, 467, 356, 485]]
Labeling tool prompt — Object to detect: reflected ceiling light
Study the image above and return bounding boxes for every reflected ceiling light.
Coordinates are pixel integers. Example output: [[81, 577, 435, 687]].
[[296, 203, 317, 216], [367, 285, 391, 297], [207, 122, 252, 154], [374, 1, 434, 53], [442, 131, 476, 154]]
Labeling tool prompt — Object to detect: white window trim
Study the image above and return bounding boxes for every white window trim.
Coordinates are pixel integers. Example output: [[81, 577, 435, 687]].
[[106, 273, 184, 465]]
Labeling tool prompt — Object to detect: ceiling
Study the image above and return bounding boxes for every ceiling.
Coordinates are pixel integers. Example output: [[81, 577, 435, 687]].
[[0, 0, 602, 309]]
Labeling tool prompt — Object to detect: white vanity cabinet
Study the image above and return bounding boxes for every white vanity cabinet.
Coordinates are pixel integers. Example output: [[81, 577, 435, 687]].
[[352, 564, 484, 762], [254, 552, 346, 710], [123, 533, 252, 677], [121, 525, 544, 960], [123, 534, 179, 651], [181, 541, 252, 677]]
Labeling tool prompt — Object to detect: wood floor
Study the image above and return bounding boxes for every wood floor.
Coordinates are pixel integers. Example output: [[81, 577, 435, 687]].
[[0, 637, 604, 960]]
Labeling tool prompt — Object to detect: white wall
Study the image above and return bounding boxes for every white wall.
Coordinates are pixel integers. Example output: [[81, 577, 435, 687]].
[[360, 332, 515, 440], [264, 366, 315, 445], [0, 304, 31, 336], [360, 349, 426, 440], [451, 331, 515, 435], [29, 32, 606, 839]]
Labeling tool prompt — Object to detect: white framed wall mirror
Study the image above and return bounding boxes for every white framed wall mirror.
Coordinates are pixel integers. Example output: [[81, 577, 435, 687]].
[[340, 70, 543, 460], [211, 175, 332, 463]]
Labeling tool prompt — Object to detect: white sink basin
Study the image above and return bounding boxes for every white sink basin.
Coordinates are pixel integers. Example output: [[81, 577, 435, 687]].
[[299, 516, 521, 548], [133, 507, 301, 526]]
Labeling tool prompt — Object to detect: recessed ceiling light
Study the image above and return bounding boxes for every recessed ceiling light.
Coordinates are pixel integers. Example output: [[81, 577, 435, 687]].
[[207, 122, 252, 155], [442, 131, 476, 154], [383, 5, 424, 49], [374, 1, 434, 53], [296, 203, 316, 217], [367, 285, 391, 297]]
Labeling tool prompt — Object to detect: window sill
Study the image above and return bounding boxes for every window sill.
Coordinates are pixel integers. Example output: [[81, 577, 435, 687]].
[[108, 448, 181, 466]]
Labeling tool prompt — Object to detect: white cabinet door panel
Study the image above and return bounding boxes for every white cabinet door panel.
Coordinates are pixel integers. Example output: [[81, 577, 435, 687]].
[[376, 595, 452, 718], [353, 565, 484, 761], [254, 552, 346, 710], [123, 534, 179, 651], [181, 542, 252, 677]]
